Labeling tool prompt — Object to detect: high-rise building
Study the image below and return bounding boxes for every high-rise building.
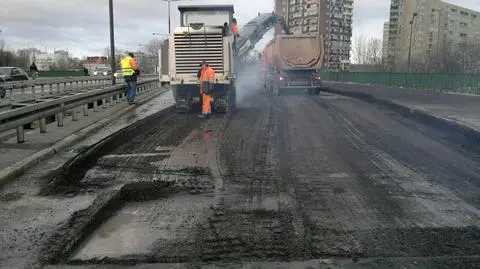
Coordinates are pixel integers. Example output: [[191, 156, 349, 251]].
[[387, 0, 480, 71], [275, 0, 353, 71], [382, 21, 390, 65]]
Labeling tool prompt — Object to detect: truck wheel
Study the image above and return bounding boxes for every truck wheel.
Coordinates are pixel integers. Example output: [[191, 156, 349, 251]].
[[314, 88, 321, 95]]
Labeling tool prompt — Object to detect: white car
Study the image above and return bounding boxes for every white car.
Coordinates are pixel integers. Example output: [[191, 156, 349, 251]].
[[93, 69, 112, 76]]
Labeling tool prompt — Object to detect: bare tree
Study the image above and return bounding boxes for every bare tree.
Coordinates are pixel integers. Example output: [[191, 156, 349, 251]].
[[144, 38, 163, 56], [0, 40, 15, 67], [352, 35, 383, 65], [426, 37, 480, 73]]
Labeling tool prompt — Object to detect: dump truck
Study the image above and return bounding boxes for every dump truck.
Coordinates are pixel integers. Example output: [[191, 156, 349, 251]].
[[168, 5, 237, 113], [263, 34, 324, 95]]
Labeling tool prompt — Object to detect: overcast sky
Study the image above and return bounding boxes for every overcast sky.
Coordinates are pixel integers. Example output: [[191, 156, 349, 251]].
[[0, 0, 477, 58]]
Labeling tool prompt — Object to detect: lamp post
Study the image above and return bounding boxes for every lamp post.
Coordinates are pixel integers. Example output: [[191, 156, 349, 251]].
[[162, 0, 183, 34], [108, 0, 116, 85], [407, 12, 418, 72], [432, 8, 442, 57], [152, 33, 169, 37]]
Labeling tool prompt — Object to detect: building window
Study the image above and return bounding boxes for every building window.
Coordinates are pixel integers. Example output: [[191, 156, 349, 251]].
[[460, 33, 467, 37]]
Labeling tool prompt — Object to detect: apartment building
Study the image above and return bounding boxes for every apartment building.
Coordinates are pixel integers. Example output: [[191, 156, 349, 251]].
[[387, 0, 480, 71], [382, 21, 390, 65], [275, 0, 353, 71]]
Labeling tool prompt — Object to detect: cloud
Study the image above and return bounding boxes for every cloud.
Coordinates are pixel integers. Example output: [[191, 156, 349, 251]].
[[0, 0, 477, 57]]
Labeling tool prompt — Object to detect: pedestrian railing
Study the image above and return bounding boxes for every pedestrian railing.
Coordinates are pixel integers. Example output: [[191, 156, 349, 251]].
[[0, 78, 159, 143]]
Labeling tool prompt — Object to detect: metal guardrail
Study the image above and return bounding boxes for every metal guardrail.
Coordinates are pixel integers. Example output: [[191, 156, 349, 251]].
[[1, 76, 110, 89], [0, 78, 159, 143], [0, 74, 158, 101], [0, 77, 110, 102]]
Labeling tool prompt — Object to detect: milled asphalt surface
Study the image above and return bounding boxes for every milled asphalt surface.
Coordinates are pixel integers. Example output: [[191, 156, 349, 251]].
[[323, 81, 480, 131], [0, 68, 480, 268]]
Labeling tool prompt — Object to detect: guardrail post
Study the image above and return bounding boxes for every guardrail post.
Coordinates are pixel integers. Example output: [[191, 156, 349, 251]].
[[102, 98, 107, 108], [21, 86, 25, 98], [83, 104, 89, 116], [109, 96, 114, 106], [49, 84, 53, 94], [63, 82, 67, 91], [31, 85, 36, 97], [57, 83, 60, 94], [39, 118, 47, 133], [93, 100, 99, 112], [57, 103, 64, 127], [41, 84, 45, 96], [72, 108, 78, 121], [16, 126, 25, 143]]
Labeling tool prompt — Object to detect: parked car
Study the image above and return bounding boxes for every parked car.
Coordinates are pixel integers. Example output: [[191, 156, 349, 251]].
[[0, 67, 31, 98], [92, 68, 112, 76]]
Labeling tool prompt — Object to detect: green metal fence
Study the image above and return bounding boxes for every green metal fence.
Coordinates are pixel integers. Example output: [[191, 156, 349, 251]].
[[321, 71, 480, 93]]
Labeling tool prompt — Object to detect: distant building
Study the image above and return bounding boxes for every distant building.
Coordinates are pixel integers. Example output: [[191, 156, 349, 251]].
[[28, 49, 70, 71], [382, 21, 390, 66], [275, 0, 354, 71], [387, 0, 480, 71], [82, 56, 109, 73], [33, 52, 55, 71]]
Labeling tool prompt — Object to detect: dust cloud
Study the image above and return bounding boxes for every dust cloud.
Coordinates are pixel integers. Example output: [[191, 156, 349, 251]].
[[235, 61, 264, 104]]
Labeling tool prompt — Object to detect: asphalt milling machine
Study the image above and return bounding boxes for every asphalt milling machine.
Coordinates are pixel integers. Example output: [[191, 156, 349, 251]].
[[166, 5, 237, 114]]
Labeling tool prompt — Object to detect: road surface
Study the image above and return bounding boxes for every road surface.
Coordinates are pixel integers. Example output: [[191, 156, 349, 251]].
[[50, 88, 480, 268], [1, 79, 480, 268]]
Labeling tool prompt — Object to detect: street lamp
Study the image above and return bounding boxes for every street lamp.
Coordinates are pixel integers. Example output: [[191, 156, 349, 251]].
[[108, 0, 116, 85], [152, 33, 169, 37], [162, 0, 183, 34], [432, 9, 442, 57], [407, 12, 418, 72]]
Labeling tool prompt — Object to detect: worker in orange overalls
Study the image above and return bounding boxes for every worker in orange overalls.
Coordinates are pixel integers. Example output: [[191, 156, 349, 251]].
[[198, 62, 215, 118], [232, 18, 239, 55]]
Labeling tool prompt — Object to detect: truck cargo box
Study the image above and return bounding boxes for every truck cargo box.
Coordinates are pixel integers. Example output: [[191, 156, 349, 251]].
[[264, 34, 324, 71], [263, 34, 324, 95]]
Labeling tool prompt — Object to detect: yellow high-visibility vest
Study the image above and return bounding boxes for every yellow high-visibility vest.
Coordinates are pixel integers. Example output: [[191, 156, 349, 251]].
[[121, 56, 135, 76]]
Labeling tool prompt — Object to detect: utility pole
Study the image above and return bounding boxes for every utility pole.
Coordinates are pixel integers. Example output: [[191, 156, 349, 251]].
[[162, 0, 183, 34], [108, 0, 116, 85], [407, 12, 418, 72]]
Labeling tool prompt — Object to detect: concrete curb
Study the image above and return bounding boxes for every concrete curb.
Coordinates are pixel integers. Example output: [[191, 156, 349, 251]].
[[322, 86, 480, 144], [0, 87, 170, 188]]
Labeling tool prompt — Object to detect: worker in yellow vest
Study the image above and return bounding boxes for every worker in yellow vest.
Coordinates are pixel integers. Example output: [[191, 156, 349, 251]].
[[120, 52, 139, 105]]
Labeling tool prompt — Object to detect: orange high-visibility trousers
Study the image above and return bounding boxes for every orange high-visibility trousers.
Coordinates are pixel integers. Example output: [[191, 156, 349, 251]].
[[202, 93, 211, 114]]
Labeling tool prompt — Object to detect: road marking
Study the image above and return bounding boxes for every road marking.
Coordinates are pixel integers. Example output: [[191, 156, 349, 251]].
[[102, 153, 171, 158], [154, 146, 176, 152]]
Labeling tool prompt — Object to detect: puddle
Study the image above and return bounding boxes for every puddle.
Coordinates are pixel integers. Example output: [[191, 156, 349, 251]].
[[71, 193, 211, 260]]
